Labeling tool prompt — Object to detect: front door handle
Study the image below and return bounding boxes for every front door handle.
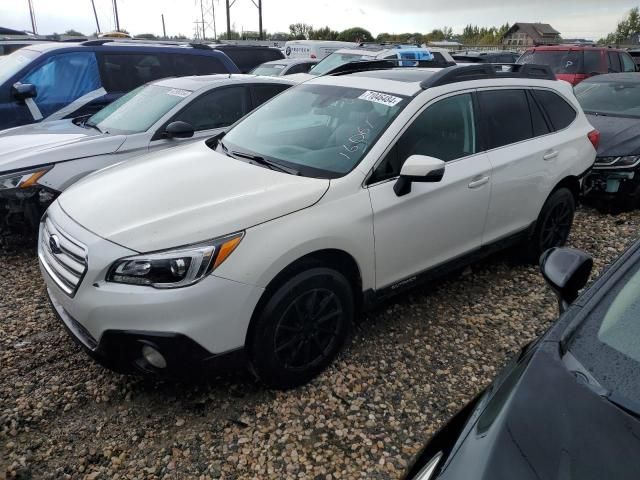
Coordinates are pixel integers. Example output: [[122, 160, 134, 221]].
[[468, 175, 490, 189], [543, 150, 559, 161]]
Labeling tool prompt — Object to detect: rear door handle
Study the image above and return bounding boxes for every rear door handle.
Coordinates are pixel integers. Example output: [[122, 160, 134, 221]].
[[468, 176, 490, 189], [543, 150, 559, 161]]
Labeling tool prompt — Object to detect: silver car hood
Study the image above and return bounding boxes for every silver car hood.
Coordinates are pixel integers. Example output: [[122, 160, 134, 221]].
[[0, 119, 126, 173]]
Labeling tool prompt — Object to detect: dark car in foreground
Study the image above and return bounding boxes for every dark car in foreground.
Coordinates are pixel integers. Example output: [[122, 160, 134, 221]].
[[405, 242, 640, 480], [575, 73, 640, 210]]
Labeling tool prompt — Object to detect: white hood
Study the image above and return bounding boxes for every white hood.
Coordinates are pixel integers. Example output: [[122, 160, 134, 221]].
[[58, 141, 330, 252], [0, 120, 126, 173]]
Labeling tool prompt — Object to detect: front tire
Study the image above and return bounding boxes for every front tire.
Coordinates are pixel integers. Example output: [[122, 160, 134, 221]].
[[526, 187, 575, 262], [248, 267, 354, 389]]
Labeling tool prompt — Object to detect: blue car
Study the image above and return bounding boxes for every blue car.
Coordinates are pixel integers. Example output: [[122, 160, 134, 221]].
[[0, 40, 240, 130]]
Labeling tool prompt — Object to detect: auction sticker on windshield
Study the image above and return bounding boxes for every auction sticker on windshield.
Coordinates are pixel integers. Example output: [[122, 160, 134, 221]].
[[166, 88, 192, 98], [358, 90, 403, 107]]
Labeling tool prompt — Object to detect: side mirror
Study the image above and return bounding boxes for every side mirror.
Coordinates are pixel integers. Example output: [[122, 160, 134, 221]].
[[540, 247, 593, 314], [164, 121, 194, 139], [11, 82, 37, 101], [394, 155, 445, 197]]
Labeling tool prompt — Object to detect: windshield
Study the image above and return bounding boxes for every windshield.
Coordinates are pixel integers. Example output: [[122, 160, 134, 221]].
[[518, 50, 583, 74], [0, 48, 39, 85], [251, 64, 287, 76], [221, 84, 408, 178], [575, 81, 640, 118], [568, 261, 640, 413], [87, 84, 192, 134], [310, 53, 374, 76]]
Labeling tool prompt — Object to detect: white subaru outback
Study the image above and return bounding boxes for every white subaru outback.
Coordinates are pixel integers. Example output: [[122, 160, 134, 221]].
[[39, 64, 598, 389]]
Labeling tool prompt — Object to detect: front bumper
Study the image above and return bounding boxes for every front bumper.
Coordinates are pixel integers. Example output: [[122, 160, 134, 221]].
[[583, 167, 639, 202], [39, 201, 265, 375]]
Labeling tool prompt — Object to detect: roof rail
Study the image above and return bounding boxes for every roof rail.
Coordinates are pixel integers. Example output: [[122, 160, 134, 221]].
[[420, 63, 555, 89], [327, 59, 396, 75], [188, 42, 213, 50], [81, 39, 113, 46]]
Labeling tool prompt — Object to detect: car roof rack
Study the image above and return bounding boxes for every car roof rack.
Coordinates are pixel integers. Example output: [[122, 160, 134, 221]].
[[188, 42, 212, 49], [81, 39, 114, 46], [420, 63, 555, 89]]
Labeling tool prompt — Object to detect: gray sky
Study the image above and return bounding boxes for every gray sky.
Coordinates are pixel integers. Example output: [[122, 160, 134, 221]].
[[1, 0, 637, 40]]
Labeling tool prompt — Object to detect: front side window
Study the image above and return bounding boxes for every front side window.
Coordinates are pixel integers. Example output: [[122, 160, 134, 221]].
[[372, 93, 476, 182], [221, 84, 408, 178], [251, 84, 290, 108], [86, 84, 191, 134], [575, 79, 640, 118], [608, 52, 622, 73], [171, 86, 247, 131], [479, 89, 532, 149], [21, 51, 101, 117], [568, 261, 640, 413]]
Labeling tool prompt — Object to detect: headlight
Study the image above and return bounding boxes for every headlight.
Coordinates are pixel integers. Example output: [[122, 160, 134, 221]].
[[106, 232, 244, 289], [595, 156, 640, 168], [412, 451, 443, 480], [0, 166, 52, 190]]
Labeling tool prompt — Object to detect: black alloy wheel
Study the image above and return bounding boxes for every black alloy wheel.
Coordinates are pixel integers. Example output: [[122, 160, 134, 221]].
[[248, 267, 354, 389], [527, 187, 576, 262]]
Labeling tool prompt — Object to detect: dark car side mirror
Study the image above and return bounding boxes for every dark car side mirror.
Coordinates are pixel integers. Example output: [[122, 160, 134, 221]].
[[163, 121, 195, 139], [11, 82, 37, 101], [540, 247, 593, 314], [394, 155, 445, 197]]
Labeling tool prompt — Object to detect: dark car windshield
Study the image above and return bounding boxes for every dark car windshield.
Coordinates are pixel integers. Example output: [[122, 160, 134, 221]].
[[568, 260, 640, 413], [309, 53, 374, 75], [518, 50, 583, 74], [87, 84, 192, 134], [221, 84, 408, 178], [250, 64, 287, 76], [575, 80, 640, 118], [0, 48, 39, 85]]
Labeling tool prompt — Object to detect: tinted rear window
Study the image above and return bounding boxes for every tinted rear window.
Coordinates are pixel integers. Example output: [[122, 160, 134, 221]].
[[479, 89, 533, 149], [171, 54, 227, 75], [533, 89, 577, 130], [99, 53, 172, 92], [518, 50, 583, 74]]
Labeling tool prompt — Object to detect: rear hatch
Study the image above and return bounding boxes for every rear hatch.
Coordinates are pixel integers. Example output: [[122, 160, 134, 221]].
[[518, 48, 603, 85]]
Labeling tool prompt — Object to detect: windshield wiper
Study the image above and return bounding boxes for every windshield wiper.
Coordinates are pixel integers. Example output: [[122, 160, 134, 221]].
[[231, 150, 299, 175], [84, 120, 103, 134]]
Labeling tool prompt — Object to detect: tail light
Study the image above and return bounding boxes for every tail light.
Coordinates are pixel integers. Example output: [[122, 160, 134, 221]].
[[588, 129, 600, 150]]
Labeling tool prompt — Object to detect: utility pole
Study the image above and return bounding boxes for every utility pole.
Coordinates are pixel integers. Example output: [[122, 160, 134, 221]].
[[212, 0, 217, 39], [113, 0, 120, 32], [90, 0, 101, 34], [226, 0, 231, 40], [27, 0, 37, 35], [200, 0, 206, 40], [161, 14, 166, 39], [249, 0, 263, 40]]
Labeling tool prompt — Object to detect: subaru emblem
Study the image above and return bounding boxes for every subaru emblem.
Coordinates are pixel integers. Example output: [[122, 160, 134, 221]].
[[49, 234, 62, 255]]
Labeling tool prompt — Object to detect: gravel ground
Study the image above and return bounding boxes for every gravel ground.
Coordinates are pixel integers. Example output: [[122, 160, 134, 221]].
[[1, 207, 639, 480]]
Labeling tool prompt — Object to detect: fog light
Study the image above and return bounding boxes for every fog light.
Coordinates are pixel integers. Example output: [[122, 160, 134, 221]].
[[141, 344, 167, 369]]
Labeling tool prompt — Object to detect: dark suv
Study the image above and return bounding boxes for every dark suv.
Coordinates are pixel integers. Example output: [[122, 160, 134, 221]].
[[208, 44, 285, 73], [0, 40, 240, 130], [518, 45, 637, 85]]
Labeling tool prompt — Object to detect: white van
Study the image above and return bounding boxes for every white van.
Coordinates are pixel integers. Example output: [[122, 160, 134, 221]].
[[284, 40, 356, 60]]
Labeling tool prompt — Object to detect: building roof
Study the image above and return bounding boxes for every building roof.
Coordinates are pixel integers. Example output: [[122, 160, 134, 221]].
[[504, 23, 561, 41]]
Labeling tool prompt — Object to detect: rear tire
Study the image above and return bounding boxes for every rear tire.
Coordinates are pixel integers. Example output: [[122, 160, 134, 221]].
[[247, 267, 354, 389], [525, 188, 575, 263]]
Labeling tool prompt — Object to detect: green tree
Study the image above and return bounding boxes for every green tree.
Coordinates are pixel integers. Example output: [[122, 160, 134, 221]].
[[337, 27, 374, 42], [310, 26, 340, 40], [64, 29, 85, 37], [218, 30, 241, 40], [289, 23, 314, 40], [600, 7, 640, 44], [136, 33, 158, 40]]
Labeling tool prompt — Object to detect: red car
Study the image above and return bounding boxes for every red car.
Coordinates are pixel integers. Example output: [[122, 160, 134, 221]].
[[518, 45, 637, 85]]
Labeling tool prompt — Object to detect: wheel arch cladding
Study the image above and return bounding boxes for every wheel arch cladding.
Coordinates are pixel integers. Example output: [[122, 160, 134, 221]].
[[244, 249, 364, 348]]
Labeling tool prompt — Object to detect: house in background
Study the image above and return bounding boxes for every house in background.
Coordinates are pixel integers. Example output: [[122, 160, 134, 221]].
[[502, 23, 561, 46]]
